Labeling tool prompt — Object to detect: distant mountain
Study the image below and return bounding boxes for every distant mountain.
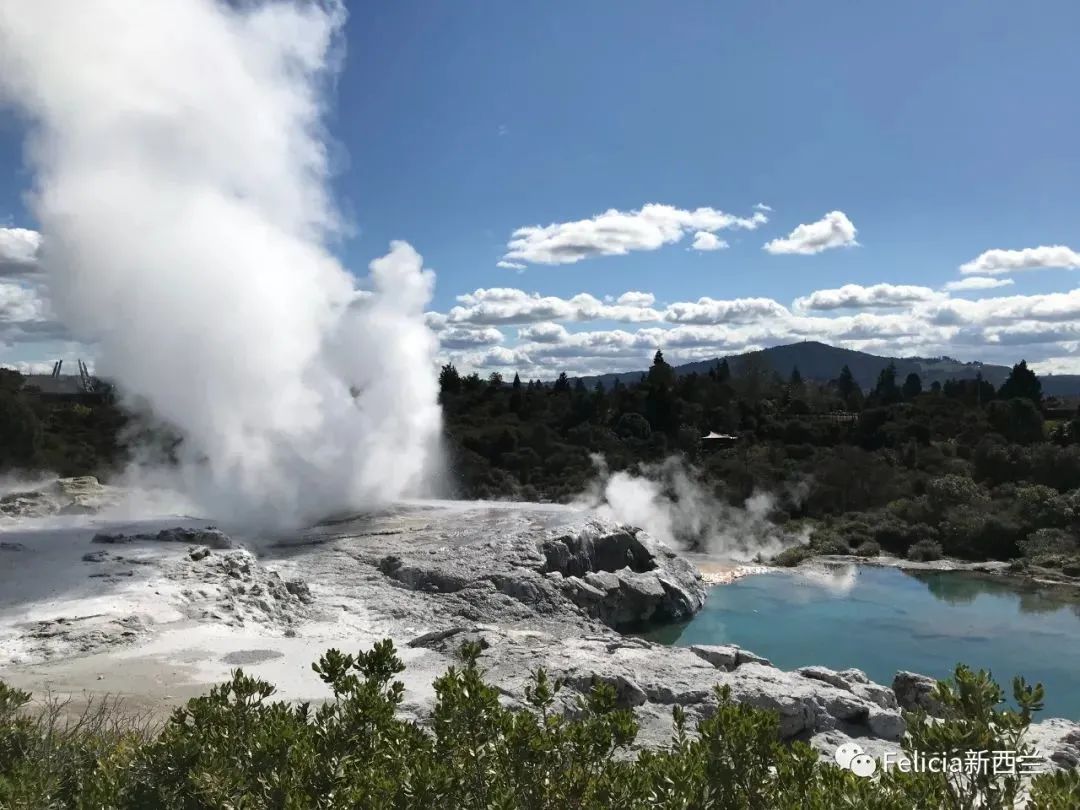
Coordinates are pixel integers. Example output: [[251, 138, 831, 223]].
[[578, 341, 1080, 396]]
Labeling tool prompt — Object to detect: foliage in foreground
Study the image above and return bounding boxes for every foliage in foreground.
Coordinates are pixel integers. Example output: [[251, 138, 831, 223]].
[[1, 641, 1078, 809]]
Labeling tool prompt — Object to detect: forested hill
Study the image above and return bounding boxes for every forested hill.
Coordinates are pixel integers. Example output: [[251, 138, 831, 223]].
[[578, 341, 1080, 396]]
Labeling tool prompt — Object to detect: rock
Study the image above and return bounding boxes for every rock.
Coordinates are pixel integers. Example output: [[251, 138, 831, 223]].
[[735, 648, 773, 668], [892, 670, 943, 716], [867, 707, 905, 740], [188, 546, 211, 561], [82, 550, 109, 562], [1027, 718, 1080, 770], [1, 476, 117, 519], [690, 644, 738, 671], [284, 579, 314, 604], [408, 626, 469, 648], [92, 526, 233, 549], [0, 541, 25, 552], [799, 666, 896, 710]]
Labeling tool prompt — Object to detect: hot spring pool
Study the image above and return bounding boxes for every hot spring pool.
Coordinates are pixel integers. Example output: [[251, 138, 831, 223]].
[[644, 564, 1080, 720]]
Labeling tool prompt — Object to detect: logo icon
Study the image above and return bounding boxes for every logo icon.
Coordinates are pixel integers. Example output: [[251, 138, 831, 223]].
[[834, 742, 878, 777]]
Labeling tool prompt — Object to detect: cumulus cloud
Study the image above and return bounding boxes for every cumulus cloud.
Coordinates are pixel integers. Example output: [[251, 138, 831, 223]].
[[446, 287, 663, 326], [763, 210, 858, 255], [438, 326, 503, 348], [690, 231, 728, 251], [0, 227, 42, 274], [664, 296, 790, 325], [501, 203, 767, 266], [959, 245, 1080, 275], [615, 291, 655, 308], [517, 322, 569, 343], [793, 283, 940, 312], [943, 276, 1015, 292]]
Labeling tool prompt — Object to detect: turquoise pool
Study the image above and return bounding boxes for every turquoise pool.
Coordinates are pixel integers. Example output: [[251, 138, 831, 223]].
[[645, 564, 1080, 720]]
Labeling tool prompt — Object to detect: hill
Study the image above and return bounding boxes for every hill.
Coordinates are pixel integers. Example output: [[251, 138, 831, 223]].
[[579, 341, 1080, 396]]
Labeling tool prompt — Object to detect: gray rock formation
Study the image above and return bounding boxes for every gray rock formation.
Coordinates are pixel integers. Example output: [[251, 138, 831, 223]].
[[0, 476, 118, 519], [892, 670, 944, 716], [92, 526, 233, 549]]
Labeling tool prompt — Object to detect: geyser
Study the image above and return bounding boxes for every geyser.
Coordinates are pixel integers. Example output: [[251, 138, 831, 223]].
[[0, 0, 443, 526]]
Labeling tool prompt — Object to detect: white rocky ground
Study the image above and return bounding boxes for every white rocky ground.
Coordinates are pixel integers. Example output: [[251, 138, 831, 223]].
[[0, 478, 1076, 774]]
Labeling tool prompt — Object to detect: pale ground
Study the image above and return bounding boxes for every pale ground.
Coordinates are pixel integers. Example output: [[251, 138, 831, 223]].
[[0, 499, 447, 719]]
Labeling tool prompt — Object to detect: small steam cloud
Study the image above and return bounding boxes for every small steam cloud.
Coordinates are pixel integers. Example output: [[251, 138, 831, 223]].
[[579, 455, 808, 561], [0, 1, 442, 526]]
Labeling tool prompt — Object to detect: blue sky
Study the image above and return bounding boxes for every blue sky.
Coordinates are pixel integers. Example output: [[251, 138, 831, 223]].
[[2, 0, 1079, 377]]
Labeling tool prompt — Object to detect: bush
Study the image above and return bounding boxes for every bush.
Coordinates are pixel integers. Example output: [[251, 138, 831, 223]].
[[853, 540, 881, 557], [907, 539, 944, 561], [0, 643, 1076, 808]]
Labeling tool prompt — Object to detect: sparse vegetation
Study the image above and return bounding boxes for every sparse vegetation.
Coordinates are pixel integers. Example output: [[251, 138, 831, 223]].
[[0, 641, 1076, 808]]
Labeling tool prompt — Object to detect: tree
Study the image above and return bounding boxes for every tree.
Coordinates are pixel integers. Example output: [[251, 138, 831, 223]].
[[552, 372, 571, 393], [998, 360, 1042, 405], [901, 372, 923, 400], [870, 363, 901, 405], [987, 398, 1044, 445], [645, 351, 677, 433], [438, 363, 461, 397], [833, 365, 857, 399], [789, 366, 804, 388], [509, 373, 523, 413], [0, 390, 42, 469]]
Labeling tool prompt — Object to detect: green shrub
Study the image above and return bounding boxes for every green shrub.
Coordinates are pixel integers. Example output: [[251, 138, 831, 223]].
[[1, 642, 1077, 808], [853, 539, 881, 557], [907, 539, 944, 561]]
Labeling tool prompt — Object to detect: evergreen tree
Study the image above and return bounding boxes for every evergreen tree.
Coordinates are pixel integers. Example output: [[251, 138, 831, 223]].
[[901, 372, 923, 400], [438, 363, 461, 396], [872, 363, 901, 405], [998, 360, 1042, 404], [789, 366, 804, 388], [552, 372, 571, 393], [834, 365, 857, 399]]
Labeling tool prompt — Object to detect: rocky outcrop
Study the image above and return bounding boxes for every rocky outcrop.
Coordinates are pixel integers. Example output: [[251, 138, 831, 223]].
[[0, 476, 118, 519], [92, 526, 233, 548], [892, 670, 944, 716], [351, 513, 706, 631], [405, 623, 906, 749], [1027, 718, 1080, 770], [540, 521, 707, 627], [691, 644, 772, 670]]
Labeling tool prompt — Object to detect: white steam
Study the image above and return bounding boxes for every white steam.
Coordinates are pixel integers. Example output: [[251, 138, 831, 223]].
[[0, 1, 442, 526], [580, 456, 808, 561]]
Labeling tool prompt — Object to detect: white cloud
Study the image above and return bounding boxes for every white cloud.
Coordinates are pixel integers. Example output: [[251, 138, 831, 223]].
[[663, 296, 790, 325], [615, 291, 655, 308], [517, 322, 569, 343], [690, 231, 728, 251], [438, 326, 504, 348], [446, 287, 664, 326], [959, 245, 1080, 275], [0, 227, 43, 277], [754, 203, 772, 212], [496, 260, 525, 270], [763, 210, 858, 255], [793, 283, 940, 312], [501, 203, 767, 266], [943, 276, 1015, 292]]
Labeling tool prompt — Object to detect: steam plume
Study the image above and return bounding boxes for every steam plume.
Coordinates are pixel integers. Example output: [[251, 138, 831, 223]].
[[580, 456, 808, 561], [0, 1, 442, 526]]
